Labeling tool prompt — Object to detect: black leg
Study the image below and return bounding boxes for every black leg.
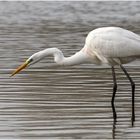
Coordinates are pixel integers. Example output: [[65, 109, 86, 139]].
[[120, 65, 135, 126], [111, 66, 117, 139], [112, 66, 117, 120]]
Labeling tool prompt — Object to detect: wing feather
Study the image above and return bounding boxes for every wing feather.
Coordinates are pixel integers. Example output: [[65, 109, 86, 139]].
[[86, 27, 140, 58]]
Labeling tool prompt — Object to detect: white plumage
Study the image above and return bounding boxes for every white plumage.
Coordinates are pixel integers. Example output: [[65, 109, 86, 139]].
[[82, 27, 140, 65]]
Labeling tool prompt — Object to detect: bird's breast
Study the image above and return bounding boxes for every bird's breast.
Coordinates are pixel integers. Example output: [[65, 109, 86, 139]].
[[82, 45, 108, 65]]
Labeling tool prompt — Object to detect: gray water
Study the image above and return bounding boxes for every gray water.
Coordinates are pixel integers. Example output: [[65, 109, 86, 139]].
[[1, 1, 140, 139]]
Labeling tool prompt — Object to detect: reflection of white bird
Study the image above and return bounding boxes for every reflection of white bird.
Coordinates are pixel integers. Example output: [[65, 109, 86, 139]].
[[11, 27, 139, 127]]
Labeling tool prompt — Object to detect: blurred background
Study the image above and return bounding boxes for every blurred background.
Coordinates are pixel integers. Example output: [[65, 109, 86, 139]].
[[1, 1, 140, 139]]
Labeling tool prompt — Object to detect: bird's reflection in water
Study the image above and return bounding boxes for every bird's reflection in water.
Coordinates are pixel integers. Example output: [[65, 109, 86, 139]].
[[112, 114, 117, 139]]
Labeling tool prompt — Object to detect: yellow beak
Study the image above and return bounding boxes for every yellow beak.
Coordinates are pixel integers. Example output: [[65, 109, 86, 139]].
[[11, 61, 29, 77]]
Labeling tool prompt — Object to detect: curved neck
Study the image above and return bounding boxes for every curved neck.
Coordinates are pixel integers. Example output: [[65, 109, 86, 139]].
[[41, 48, 90, 66], [62, 51, 90, 66]]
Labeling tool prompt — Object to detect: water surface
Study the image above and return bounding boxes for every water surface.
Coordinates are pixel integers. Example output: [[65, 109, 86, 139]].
[[1, 1, 140, 139]]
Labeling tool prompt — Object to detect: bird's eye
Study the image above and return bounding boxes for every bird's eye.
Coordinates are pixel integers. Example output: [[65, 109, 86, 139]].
[[28, 58, 33, 63]]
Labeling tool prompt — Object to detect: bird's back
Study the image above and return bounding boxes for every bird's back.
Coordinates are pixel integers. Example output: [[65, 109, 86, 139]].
[[82, 27, 140, 65]]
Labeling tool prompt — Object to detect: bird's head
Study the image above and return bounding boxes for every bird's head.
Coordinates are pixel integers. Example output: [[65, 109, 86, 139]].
[[11, 48, 64, 77], [11, 52, 42, 77]]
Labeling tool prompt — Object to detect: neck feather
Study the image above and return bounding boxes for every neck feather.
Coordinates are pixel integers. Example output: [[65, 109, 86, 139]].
[[62, 51, 90, 66], [41, 48, 90, 66]]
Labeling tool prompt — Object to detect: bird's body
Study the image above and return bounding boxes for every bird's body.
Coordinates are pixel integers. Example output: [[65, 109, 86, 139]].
[[82, 27, 140, 65], [11, 27, 140, 138]]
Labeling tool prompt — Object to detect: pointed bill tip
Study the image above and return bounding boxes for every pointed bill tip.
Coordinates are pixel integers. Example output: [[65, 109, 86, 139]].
[[10, 62, 28, 77]]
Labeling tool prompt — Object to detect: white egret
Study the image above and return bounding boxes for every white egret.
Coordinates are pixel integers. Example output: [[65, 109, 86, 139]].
[[11, 26, 140, 129]]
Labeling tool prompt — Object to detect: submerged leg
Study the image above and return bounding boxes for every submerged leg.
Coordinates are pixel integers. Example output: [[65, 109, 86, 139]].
[[111, 66, 117, 139], [120, 65, 135, 126]]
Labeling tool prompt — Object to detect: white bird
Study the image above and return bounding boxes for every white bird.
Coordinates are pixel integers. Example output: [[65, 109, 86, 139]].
[[11, 26, 139, 130]]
